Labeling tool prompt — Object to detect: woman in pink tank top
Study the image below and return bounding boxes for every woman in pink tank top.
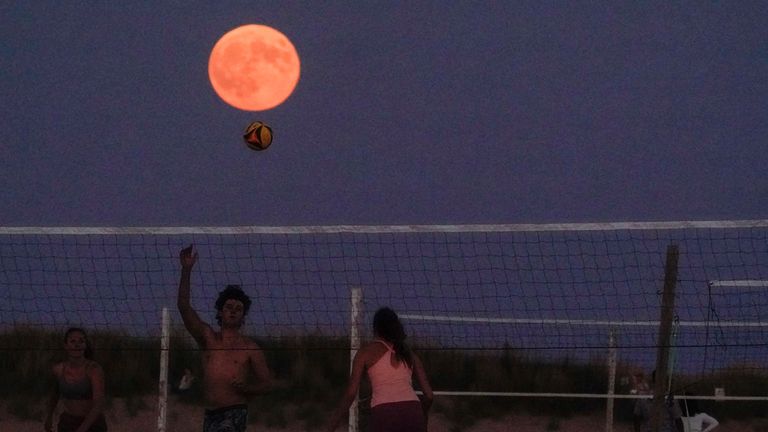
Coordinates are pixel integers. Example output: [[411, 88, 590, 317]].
[[326, 307, 433, 432]]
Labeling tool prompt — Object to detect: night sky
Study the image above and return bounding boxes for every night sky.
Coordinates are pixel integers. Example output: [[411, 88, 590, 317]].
[[2, 3, 768, 387], [2, 2, 766, 226]]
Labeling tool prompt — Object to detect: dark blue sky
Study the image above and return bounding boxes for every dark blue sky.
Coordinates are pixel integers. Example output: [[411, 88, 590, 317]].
[[2, 2, 766, 226]]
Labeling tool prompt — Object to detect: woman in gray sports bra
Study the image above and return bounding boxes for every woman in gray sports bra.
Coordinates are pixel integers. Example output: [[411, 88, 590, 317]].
[[44, 327, 108, 432]]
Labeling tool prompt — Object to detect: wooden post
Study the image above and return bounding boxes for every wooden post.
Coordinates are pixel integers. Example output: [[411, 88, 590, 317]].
[[606, 328, 617, 432], [157, 307, 170, 432], [651, 244, 679, 432], [349, 287, 363, 432]]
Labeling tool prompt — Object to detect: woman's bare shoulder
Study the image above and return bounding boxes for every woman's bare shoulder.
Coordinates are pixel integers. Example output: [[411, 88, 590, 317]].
[[358, 340, 388, 365]]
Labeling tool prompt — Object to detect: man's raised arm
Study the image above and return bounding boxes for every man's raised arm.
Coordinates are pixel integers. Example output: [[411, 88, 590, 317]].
[[177, 244, 209, 345]]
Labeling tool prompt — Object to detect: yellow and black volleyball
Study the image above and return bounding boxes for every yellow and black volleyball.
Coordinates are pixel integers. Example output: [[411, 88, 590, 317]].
[[243, 121, 273, 151]]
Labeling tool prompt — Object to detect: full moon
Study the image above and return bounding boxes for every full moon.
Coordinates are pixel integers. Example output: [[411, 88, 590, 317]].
[[208, 25, 300, 111]]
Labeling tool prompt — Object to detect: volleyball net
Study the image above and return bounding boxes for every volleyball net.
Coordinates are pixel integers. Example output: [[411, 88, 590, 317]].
[[1, 221, 767, 427]]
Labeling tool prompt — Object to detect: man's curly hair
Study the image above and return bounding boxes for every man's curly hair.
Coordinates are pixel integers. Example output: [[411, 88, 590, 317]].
[[214, 285, 252, 326]]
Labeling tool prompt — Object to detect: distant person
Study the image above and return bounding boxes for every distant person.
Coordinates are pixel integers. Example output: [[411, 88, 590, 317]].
[[44, 327, 107, 432], [652, 370, 684, 432], [664, 393, 684, 432], [631, 370, 652, 432], [326, 307, 433, 432], [176, 368, 195, 394], [680, 397, 719, 432], [633, 370, 683, 432], [177, 244, 273, 432]]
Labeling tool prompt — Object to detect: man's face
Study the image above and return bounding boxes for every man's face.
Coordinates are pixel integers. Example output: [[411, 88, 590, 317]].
[[220, 299, 245, 328]]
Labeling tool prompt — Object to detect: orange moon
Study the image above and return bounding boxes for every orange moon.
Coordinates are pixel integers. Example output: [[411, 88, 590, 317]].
[[208, 25, 300, 111]]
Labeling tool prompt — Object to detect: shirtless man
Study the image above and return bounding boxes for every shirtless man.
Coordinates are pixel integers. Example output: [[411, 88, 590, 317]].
[[177, 245, 273, 432]]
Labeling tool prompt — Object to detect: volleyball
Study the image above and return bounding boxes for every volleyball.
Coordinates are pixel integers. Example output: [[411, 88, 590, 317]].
[[243, 121, 273, 151]]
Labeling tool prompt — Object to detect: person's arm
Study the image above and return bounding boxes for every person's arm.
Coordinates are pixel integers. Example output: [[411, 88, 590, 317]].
[[325, 349, 367, 432], [176, 245, 211, 346], [412, 353, 433, 417], [74, 362, 106, 432], [700, 413, 719, 432], [233, 342, 274, 396], [44, 364, 60, 432]]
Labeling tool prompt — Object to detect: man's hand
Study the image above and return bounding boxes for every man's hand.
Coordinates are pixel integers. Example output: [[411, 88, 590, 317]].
[[180, 244, 198, 269]]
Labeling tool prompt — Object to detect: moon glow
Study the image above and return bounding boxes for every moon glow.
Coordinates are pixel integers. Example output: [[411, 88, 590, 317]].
[[208, 25, 300, 111]]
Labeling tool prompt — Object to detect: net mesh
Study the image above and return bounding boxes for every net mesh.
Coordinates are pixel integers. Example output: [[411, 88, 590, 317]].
[[0, 223, 766, 391]]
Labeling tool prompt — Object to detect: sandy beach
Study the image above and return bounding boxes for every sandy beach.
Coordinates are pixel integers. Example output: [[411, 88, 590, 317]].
[[2, 397, 763, 432]]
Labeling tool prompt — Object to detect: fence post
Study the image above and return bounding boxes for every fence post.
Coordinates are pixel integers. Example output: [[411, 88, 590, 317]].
[[606, 327, 617, 432], [349, 287, 363, 432], [157, 307, 170, 432], [651, 244, 679, 432]]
